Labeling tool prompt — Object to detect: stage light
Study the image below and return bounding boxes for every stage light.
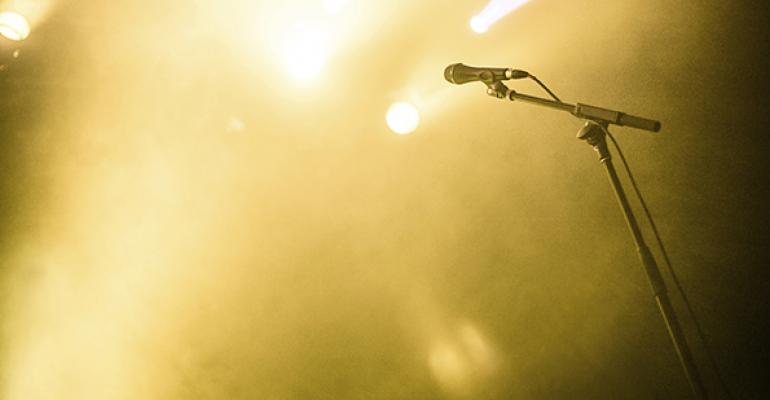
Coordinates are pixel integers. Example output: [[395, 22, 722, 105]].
[[470, 0, 530, 33], [469, 16, 488, 33], [0, 11, 30, 41], [386, 102, 420, 135], [281, 23, 329, 82]]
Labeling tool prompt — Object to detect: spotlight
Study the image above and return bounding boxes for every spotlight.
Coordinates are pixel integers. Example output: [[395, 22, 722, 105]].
[[386, 102, 420, 135], [0, 11, 29, 69], [0, 11, 30, 41], [281, 23, 329, 82], [469, 16, 488, 33]]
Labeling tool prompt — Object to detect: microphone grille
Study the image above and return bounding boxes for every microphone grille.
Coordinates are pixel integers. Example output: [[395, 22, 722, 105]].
[[444, 63, 459, 84]]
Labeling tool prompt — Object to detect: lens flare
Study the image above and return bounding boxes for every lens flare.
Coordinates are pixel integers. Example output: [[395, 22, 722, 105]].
[[0, 11, 30, 41], [386, 102, 420, 135]]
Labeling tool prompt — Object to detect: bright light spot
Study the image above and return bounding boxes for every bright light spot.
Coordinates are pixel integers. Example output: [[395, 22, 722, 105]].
[[428, 323, 498, 394], [471, 0, 530, 33], [281, 24, 329, 81], [469, 16, 488, 33], [429, 342, 467, 389], [386, 102, 420, 135], [323, 0, 349, 14], [0, 11, 31, 41], [458, 324, 494, 369]]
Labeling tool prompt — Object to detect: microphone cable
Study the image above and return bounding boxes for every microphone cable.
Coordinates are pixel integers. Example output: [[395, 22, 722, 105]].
[[529, 75, 734, 399], [527, 74, 561, 102]]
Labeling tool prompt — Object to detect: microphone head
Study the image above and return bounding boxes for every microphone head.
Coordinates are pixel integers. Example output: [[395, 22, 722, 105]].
[[445, 63, 482, 85], [444, 63, 459, 84], [444, 63, 500, 85]]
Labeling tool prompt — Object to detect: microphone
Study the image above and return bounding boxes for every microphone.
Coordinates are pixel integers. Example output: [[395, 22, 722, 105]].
[[444, 63, 529, 85]]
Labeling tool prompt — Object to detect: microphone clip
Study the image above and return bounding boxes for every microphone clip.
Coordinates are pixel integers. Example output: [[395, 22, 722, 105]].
[[485, 80, 509, 99]]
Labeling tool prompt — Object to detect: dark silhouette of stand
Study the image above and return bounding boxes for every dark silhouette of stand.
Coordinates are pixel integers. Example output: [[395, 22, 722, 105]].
[[484, 80, 707, 399]]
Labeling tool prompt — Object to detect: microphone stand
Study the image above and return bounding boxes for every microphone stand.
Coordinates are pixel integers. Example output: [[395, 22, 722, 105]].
[[484, 81, 707, 399]]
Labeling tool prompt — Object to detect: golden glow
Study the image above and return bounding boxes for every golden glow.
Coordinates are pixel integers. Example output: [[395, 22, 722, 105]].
[[0, 1, 678, 399], [0, 0, 55, 32], [323, 0, 349, 14], [386, 101, 420, 135], [0, 11, 30, 41], [471, 0, 531, 33], [226, 116, 245, 133], [429, 323, 498, 395], [458, 324, 495, 368], [281, 23, 330, 81], [429, 341, 467, 390]]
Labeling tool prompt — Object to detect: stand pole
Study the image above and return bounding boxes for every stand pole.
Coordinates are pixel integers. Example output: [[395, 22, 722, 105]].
[[577, 121, 708, 399], [483, 81, 707, 397]]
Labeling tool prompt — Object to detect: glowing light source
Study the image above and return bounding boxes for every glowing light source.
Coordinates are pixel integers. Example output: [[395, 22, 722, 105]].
[[0, 11, 30, 41], [469, 16, 488, 33], [386, 102, 420, 135], [323, 0, 349, 14], [470, 0, 530, 33], [281, 23, 329, 81]]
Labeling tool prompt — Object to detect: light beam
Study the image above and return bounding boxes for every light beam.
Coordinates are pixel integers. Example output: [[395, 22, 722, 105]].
[[469, 0, 530, 33]]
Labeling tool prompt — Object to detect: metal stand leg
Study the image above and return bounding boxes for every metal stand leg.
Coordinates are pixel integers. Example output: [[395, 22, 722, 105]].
[[577, 121, 708, 399]]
